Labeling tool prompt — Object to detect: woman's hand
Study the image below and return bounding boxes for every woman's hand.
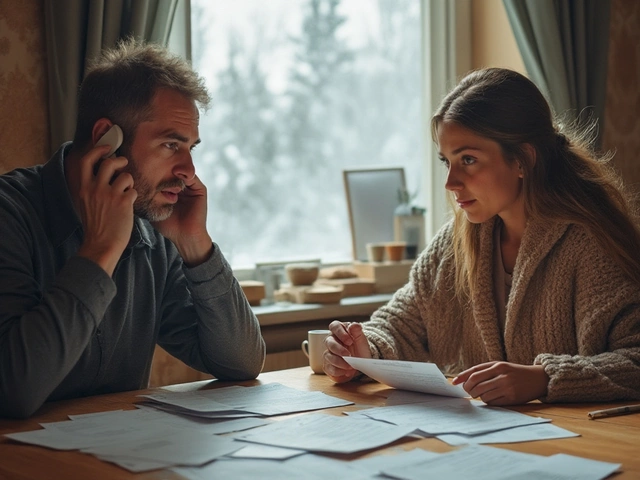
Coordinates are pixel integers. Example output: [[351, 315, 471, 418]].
[[323, 321, 371, 383], [452, 361, 549, 406]]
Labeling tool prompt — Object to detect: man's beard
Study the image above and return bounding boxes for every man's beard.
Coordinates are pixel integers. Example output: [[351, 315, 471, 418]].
[[121, 154, 185, 222]]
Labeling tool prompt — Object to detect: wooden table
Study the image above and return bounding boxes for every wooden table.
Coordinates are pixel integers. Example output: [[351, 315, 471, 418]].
[[1, 367, 639, 479]]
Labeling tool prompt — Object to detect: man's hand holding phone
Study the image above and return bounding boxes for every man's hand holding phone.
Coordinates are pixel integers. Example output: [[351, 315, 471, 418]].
[[76, 135, 137, 277]]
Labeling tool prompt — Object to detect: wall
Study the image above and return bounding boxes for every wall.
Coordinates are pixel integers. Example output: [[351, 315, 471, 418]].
[[471, 0, 640, 191], [602, 0, 640, 190], [471, 0, 526, 74], [0, 0, 49, 174]]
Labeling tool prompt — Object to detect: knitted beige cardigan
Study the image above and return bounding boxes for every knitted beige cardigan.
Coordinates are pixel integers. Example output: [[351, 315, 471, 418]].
[[362, 217, 640, 403]]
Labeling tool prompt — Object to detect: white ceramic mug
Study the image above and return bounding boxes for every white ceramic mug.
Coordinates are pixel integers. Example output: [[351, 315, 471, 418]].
[[301, 329, 331, 374]]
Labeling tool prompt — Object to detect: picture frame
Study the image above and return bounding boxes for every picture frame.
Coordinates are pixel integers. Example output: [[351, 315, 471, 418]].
[[343, 167, 406, 262]]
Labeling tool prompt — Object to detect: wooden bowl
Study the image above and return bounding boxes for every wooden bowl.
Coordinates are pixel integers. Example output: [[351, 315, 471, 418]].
[[285, 263, 319, 286]]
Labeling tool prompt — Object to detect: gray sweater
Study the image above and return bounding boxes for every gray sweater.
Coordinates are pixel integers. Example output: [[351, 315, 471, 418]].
[[363, 217, 640, 403], [0, 144, 265, 418]]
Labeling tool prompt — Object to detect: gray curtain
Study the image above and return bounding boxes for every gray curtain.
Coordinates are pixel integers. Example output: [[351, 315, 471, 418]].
[[43, 0, 179, 153], [503, 0, 611, 145]]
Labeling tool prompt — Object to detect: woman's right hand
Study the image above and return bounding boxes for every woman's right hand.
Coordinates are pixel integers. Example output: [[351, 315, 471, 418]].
[[323, 320, 372, 383]]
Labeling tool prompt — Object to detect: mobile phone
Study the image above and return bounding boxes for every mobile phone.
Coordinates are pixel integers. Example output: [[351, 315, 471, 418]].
[[94, 125, 123, 176], [95, 124, 123, 157]]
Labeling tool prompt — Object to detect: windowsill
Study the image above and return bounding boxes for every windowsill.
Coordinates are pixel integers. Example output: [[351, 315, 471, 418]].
[[253, 293, 393, 326]]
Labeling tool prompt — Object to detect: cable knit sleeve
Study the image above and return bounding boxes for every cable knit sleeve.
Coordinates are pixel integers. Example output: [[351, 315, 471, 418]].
[[534, 228, 640, 403], [362, 222, 456, 363]]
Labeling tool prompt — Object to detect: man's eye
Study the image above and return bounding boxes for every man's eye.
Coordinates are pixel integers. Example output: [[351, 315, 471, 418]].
[[164, 142, 178, 151]]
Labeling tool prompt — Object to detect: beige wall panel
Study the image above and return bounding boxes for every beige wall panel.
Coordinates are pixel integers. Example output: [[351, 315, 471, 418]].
[[471, 0, 526, 73], [602, 0, 640, 192]]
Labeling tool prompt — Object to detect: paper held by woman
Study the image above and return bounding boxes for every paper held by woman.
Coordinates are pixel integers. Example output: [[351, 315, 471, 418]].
[[343, 357, 468, 398]]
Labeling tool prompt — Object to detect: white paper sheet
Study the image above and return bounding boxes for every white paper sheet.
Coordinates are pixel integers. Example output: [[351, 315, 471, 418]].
[[381, 445, 621, 480], [227, 444, 305, 459], [343, 357, 468, 397], [385, 389, 452, 405], [233, 412, 415, 454], [97, 456, 173, 473], [6, 418, 173, 450], [541, 454, 621, 480], [135, 401, 260, 418], [174, 460, 312, 480], [130, 406, 269, 434], [82, 430, 241, 467], [140, 382, 353, 416], [437, 422, 579, 445], [350, 399, 551, 435], [174, 455, 372, 480], [349, 448, 440, 474], [6, 407, 266, 473]]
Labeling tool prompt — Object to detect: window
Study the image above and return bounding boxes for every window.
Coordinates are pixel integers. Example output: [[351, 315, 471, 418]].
[[190, 0, 423, 268]]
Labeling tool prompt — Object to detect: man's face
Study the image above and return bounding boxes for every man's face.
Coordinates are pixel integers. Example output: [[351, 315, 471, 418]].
[[123, 158, 184, 222], [121, 88, 201, 222]]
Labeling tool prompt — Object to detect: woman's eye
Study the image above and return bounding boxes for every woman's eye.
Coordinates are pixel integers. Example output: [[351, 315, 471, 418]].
[[462, 156, 476, 165], [439, 157, 450, 168]]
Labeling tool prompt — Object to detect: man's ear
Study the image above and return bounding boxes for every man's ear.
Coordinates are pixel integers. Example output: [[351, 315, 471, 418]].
[[91, 118, 116, 146]]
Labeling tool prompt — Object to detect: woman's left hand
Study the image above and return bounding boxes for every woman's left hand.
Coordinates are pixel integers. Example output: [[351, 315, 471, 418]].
[[452, 361, 549, 406]]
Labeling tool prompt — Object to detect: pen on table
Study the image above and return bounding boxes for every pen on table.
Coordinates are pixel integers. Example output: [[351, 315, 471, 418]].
[[587, 404, 640, 420]]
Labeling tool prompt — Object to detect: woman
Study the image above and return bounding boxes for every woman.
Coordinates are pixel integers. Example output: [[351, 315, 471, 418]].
[[324, 68, 640, 405]]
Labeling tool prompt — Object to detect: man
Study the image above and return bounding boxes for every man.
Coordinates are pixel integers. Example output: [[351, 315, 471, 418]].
[[0, 39, 265, 418]]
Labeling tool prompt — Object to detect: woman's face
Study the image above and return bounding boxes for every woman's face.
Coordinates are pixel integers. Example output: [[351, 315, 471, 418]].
[[437, 121, 524, 226]]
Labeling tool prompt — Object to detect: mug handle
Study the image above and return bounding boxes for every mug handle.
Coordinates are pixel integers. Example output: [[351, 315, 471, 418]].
[[301, 340, 310, 358]]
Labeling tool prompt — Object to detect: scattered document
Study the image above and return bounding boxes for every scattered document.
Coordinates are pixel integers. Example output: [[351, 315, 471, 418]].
[[6, 406, 265, 472], [385, 389, 455, 406], [227, 444, 305, 460], [175, 459, 314, 480], [437, 422, 579, 445], [349, 448, 440, 475], [139, 383, 353, 417], [233, 412, 416, 454], [2, 378, 608, 478], [53, 406, 266, 436], [380, 444, 621, 480], [349, 397, 551, 435], [343, 357, 467, 397], [135, 401, 260, 419], [101, 456, 173, 473], [82, 430, 241, 468], [6, 416, 172, 450], [174, 454, 372, 480]]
